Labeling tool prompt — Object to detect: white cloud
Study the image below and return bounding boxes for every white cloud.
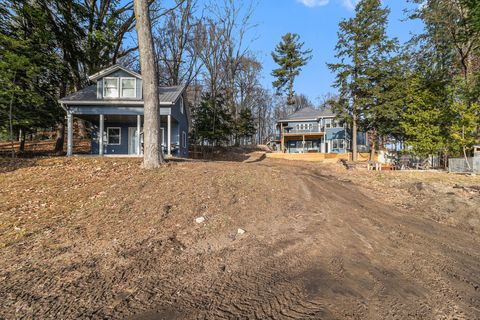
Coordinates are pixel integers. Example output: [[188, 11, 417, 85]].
[[341, 0, 358, 10], [297, 0, 330, 8]]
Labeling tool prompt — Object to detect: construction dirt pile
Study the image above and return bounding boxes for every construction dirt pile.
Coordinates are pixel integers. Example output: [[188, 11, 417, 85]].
[[1, 153, 479, 319]]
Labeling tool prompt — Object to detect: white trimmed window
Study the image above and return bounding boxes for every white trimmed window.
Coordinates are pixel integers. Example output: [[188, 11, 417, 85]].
[[182, 131, 187, 148], [325, 119, 332, 128], [107, 127, 121, 145], [104, 77, 119, 98], [332, 139, 345, 149], [121, 78, 136, 98], [180, 96, 184, 114]]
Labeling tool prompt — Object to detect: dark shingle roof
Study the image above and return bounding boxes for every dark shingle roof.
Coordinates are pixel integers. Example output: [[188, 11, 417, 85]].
[[60, 85, 97, 102], [60, 85, 185, 105], [279, 106, 335, 121]]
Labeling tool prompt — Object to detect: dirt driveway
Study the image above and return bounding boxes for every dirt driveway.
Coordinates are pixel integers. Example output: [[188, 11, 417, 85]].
[[1, 154, 479, 319]]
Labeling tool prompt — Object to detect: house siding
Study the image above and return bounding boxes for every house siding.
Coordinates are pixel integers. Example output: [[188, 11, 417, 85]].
[[91, 120, 181, 156], [91, 122, 130, 155], [170, 95, 189, 157], [324, 127, 347, 153]]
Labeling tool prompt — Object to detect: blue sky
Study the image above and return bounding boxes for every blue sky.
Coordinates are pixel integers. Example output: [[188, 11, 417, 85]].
[[246, 0, 424, 104]]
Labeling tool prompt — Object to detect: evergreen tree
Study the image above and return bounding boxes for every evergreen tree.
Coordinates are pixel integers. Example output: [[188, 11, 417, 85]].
[[235, 108, 256, 145], [271, 33, 312, 106], [0, 0, 65, 153], [401, 74, 448, 156], [408, 0, 480, 159], [191, 93, 234, 146], [328, 0, 400, 161]]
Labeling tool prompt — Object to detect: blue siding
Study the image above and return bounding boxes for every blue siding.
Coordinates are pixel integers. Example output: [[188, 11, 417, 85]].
[[357, 132, 366, 145], [170, 95, 189, 157], [326, 127, 346, 140], [91, 122, 130, 154], [90, 119, 184, 156]]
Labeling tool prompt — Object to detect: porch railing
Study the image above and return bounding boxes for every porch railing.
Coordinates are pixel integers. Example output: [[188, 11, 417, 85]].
[[286, 125, 323, 134]]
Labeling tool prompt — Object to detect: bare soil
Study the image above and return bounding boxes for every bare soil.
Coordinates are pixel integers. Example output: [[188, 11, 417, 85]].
[[1, 152, 479, 319]]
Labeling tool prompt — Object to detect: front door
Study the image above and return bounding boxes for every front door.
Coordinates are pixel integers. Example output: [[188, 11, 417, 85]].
[[128, 127, 142, 155]]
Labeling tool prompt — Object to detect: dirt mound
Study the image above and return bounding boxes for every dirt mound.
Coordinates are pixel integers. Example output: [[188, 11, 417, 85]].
[[1, 157, 480, 319]]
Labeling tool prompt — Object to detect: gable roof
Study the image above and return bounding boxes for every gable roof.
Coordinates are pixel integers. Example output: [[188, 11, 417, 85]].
[[279, 106, 335, 122], [88, 64, 142, 82], [59, 85, 185, 105]]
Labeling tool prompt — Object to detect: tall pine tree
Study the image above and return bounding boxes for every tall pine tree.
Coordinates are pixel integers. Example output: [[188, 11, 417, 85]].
[[328, 0, 400, 161], [271, 33, 312, 107]]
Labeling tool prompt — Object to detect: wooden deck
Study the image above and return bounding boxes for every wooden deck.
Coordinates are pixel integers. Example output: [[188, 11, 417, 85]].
[[266, 152, 373, 163]]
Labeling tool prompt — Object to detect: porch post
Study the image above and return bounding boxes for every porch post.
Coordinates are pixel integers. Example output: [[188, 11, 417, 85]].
[[67, 112, 73, 156], [280, 123, 284, 152], [167, 114, 171, 156], [137, 114, 142, 155], [99, 114, 104, 156]]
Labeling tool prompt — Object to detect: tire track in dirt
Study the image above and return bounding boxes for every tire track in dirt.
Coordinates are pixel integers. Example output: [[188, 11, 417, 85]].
[[2, 158, 480, 319]]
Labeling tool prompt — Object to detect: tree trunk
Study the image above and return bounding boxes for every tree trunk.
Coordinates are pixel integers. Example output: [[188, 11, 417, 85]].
[[369, 131, 377, 161], [54, 122, 65, 155], [19, 130, 26, 153], [134, 0, 163, 168], [288, 77, 294, 106], [370, 139, 376, 162], [9, 91, 15, 159], [352, 112, 358, 162]]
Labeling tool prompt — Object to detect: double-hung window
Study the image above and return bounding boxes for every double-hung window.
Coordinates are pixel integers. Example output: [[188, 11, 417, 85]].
[[104, 77, 136, 98], [107, 127, 121, 145], [104, 78, 119, 98], [121, 78, 136, 98], [325, 119, 332, 128], [332, 139, 345, 150]]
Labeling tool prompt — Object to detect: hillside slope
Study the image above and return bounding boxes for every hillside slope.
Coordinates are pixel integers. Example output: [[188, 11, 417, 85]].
[[1, 155, 479, 319]]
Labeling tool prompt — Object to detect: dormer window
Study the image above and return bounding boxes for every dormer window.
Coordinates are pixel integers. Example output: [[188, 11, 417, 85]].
[[103, 77, 136, 98], [121, 78, 136, 98], [104, 77, 119, 98]]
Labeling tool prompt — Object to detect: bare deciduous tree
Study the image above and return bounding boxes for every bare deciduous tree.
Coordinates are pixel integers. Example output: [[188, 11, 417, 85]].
[[154, 0, 202, 86]]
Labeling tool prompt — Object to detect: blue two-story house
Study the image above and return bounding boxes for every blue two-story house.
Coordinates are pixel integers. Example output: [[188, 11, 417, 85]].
[[59, 65, 189, 157], [274, 106, 368, 154]]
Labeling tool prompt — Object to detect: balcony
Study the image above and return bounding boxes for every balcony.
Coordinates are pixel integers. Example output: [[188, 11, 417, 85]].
[[287, 125, 323, 134], [281, 125, 326, 136]]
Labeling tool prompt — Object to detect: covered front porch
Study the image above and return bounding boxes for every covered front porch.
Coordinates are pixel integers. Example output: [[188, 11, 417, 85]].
[[66, 112, 179, 157], [272, 132, 326, 154]]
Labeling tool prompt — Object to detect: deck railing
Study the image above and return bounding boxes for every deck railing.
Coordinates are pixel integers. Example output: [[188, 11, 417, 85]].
[[286, 125, 323, 134]]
